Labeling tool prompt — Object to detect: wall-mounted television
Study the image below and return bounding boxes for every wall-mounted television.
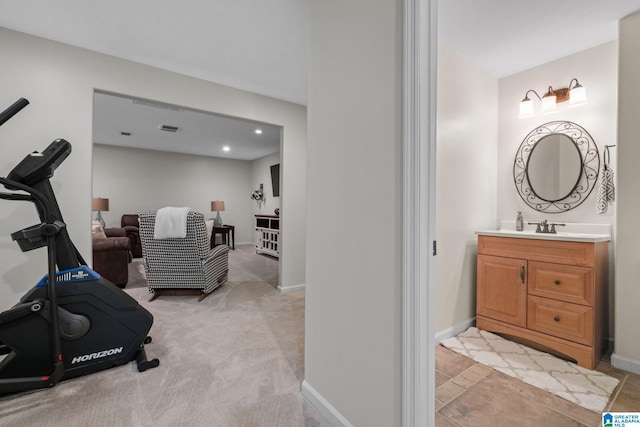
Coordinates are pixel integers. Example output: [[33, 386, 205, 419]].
[[270, 164, 280, 197]]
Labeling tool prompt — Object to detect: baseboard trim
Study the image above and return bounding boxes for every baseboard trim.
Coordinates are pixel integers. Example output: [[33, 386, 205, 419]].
[[435, 317, 476, 344], [611, 352, 640, 375], [278, 283, 305, 293], [301, 380, 353, 427]]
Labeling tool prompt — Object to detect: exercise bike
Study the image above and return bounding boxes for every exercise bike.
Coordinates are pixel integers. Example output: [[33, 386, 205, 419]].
[[0, 98, 159, 395]]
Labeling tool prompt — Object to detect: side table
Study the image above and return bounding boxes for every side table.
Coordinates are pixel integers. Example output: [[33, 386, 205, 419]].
[[211, 225, 235, 250]]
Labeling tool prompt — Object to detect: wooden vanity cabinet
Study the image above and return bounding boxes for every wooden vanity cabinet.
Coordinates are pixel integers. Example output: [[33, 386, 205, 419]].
[[476, 235, 609, 369]]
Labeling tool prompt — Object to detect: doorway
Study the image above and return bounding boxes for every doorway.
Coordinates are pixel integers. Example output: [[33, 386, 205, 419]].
[[91, 90, 284, 287]]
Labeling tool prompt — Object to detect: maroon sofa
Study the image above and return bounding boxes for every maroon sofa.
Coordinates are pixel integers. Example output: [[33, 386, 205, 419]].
[[92, 227, 132, 288], [121, 214, 142, 258]]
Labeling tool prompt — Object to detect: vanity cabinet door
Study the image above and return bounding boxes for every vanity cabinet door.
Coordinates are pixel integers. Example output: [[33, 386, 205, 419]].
[[477, 255, 527, 327]]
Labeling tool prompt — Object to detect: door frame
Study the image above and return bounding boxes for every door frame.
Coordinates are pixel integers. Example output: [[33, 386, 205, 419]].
[[402, 0, 437, 425]]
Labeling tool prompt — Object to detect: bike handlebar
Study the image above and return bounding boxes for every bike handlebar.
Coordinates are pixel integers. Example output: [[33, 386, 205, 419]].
[[0, 98, 29, 128]]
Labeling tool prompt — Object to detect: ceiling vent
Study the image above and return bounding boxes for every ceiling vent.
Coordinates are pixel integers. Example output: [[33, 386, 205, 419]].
[[159, 124, 181, 133]]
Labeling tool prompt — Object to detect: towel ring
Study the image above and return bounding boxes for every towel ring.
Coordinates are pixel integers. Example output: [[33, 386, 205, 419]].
[[604, 145, 616, 167]]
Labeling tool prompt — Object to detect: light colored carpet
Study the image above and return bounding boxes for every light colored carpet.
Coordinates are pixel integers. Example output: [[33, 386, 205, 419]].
[[441, 327, 619, 413], [0, 244, 331, 427]]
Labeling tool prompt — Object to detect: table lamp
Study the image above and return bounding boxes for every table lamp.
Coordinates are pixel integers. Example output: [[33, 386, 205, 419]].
[[92, 197, 109, 228], [211, 200, 225, 226]]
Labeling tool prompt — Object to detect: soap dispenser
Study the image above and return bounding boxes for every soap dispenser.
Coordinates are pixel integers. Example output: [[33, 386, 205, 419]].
[[516, 211, 524, 231]]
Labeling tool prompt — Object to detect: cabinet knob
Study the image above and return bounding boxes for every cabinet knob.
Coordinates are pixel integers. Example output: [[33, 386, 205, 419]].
[[553, 316, 560, 322], [554, 280, 561, 285]]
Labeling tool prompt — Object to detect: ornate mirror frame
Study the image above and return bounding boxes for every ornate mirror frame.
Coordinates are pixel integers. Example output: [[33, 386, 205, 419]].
[[513, 121, 600, 213]]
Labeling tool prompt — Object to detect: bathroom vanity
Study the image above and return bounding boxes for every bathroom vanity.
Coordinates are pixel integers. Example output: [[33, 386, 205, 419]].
[[475, 229, 610, 369]]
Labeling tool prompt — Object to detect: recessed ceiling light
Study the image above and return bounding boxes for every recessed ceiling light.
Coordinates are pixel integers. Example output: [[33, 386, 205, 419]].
[[254, 129, 263, 135], [223, 146, 231, 152]]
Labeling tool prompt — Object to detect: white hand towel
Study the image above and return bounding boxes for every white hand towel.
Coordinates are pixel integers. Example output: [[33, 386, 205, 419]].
[[154, 207, 191, 239]]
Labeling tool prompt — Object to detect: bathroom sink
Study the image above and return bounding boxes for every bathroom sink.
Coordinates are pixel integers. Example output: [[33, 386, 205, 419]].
[[475, 229, 611, 242]]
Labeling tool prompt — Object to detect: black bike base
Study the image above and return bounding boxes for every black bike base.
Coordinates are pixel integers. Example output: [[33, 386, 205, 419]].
[[136, 341, 160, 373]]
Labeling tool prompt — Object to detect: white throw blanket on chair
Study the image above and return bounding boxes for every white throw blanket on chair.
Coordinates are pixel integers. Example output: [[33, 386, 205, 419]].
[[154, 207, 191, 239]]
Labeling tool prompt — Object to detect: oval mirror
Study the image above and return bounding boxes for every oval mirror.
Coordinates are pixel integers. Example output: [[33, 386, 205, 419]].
[[526, 134, 582, 202], [514, 121, 599, 213]]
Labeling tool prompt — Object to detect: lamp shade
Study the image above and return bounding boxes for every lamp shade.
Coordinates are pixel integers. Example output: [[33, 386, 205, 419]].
[[211, 201, 225, 212], [569, 85, 587, 105], [92, 197, 109, 211], [541, 94, 557, 113], [519, 99, 534, 118]]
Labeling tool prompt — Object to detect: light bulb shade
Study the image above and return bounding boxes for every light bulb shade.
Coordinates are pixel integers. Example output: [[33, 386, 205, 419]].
[[541, 94, 557, 113], [569, 85, 586, 105], [92, 197, 109, 211], [519, 99, 534, 118], [211, 200, 225, 212]]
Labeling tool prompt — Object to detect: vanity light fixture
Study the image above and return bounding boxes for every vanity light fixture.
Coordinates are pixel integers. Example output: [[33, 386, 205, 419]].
[[568, 78, 586, 105], [519, 90, 538, 118], [519, 78, 586, 118], [541, 87, 557, 113]]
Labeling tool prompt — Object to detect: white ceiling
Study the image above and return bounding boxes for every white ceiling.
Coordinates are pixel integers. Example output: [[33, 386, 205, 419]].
[[2, 0, 640, 159], [93, 92, 281, 161], [439, 0, 640, 78]]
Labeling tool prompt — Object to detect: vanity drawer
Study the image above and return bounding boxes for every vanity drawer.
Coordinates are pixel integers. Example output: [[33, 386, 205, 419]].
[[527, 296, 593, 345], [478, 236, 594, 267], [528, 261, 593, 305]]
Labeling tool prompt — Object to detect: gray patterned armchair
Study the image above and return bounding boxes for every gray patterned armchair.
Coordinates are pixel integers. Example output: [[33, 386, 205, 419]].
[[138, 210, 229, 301]]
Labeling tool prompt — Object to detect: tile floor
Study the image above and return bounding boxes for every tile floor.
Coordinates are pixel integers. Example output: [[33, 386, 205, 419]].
[[435, 345, 640, 426]]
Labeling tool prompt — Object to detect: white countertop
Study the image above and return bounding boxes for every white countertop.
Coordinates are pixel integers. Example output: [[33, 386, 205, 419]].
[[476, 229, 611, 243]]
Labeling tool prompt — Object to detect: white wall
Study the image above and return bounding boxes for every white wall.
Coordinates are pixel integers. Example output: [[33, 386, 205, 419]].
[[92, 144, 254, 243], [0, 27, 306, 307], [498, 41, 618, 226], [498, 41, 618, 339], [436, 44, 498, 333], [614, 11, 640, 374], [250, 152, 281, 219], [305, 1, 402, 425]]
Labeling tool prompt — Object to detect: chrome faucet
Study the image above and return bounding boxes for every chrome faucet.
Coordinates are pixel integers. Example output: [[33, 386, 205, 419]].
[[549, 222, 565, 233], [528, 220, 545, 233], [528, 220, 565, 234]]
